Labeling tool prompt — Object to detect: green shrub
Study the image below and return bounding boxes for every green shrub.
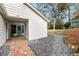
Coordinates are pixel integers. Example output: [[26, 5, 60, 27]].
[[64, 22, 71, 29], [48, 22, 53, 29], [48, 19, 64, 29], [55, 19, 64, 29]]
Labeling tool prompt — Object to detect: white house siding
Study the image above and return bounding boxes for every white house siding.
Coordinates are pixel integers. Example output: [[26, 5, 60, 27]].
[[3, 4, 48, 40], [3, 4, 30, 19], [29, 16, 47, 40], [0, 14, 6, 47]]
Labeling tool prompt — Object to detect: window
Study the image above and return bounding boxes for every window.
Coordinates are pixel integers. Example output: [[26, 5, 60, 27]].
[[22, 25, 24, 33]]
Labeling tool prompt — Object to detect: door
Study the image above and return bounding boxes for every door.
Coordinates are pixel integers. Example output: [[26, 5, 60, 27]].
[[17, 25, 22, 35], [11, 24, 24, 36], [11, 25, 16, 36]]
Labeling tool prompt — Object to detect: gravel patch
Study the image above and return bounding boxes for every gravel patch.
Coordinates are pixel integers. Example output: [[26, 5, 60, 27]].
[[28, 35, 73, 56]]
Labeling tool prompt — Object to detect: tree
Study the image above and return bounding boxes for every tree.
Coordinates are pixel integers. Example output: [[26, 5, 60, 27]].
[[57, 3, 68, 12], [48, 22, 53, 29], [32, 3, 69, 29], [64, 22, 71, 29], [48, 19, 64, 29], [49, 3, 68, 29], [55, 19, 64, 29]]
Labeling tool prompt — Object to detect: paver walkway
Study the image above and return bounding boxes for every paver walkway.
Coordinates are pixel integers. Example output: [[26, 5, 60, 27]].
[[0, 36, 35, 56], [28, 35, 73, 56], [9, 36, 35, 56]]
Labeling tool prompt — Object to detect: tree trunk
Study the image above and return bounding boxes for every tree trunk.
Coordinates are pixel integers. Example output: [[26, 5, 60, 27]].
[[53, 18, 56, 30]]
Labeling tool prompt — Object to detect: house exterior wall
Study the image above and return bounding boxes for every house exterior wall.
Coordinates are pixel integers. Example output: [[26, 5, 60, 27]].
[[29, 15, 47, 40], [71, 18, 79, 28], [3, 4, 30, 19], [71, 21, 79, 28], [0, 14, 6, 47], [2, 4, 48, 40]]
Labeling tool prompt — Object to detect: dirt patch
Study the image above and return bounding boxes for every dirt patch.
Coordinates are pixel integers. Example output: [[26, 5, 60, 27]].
[[48, 29, 64, 36]]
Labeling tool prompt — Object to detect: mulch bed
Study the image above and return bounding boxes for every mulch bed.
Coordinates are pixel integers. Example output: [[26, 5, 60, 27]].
[[64, 28, 79, 53]]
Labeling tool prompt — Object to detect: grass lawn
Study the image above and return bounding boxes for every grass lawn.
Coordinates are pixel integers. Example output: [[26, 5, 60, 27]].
[[48, 29, 64, 36]]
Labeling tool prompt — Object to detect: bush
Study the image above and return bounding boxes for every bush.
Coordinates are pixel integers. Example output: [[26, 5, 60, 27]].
[[64, 22, 71, 29], [64, 29, 79, 52], [48, 22, 53, 29], [55, 19, 64, 29], [48, 19, 64, 29], [69, 26, 75, 28]]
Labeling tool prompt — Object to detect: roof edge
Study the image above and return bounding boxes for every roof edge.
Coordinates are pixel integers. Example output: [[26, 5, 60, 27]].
[[24, 3, 50, 22]]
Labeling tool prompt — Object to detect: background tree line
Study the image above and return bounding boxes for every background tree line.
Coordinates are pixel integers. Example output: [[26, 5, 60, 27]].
[[32, 3, 79, 29]]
